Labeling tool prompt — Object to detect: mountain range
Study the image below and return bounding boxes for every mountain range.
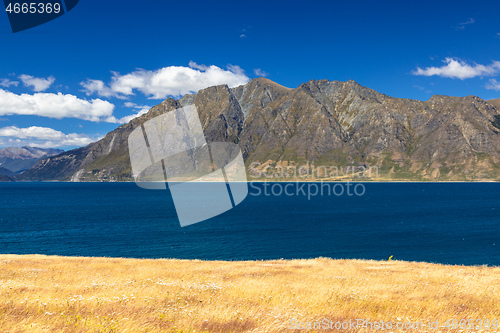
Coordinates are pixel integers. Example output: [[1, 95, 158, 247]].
[[17, 78, 500, 182], [0, 146, 63, 176]]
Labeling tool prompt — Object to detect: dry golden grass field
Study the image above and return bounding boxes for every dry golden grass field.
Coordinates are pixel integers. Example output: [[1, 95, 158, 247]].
[[0, 255, 499, 332]]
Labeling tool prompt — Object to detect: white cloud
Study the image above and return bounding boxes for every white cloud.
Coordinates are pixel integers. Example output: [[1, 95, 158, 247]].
[[115, 108, 150, 124], [124, 102, 136, 108], [188, 61, 208, 71], [254, 68, 269, 77], [486, 79, 500, 91], [226, 64, 245, 76], [81, 62, 250, 100], [123, 102, 151, 111], [19, 75, 56, 92], [0, 89, 115, 122], [456, 18, 475, 30], [106, 102, 152, 123], [412, 58, 500, 80], [0, 78, 19, 88], [80, 79, 117, 98], [0, 126, 98, 148]]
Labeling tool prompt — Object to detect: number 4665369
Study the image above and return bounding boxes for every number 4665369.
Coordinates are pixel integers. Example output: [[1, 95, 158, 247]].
[[5, 2, 62, 14]]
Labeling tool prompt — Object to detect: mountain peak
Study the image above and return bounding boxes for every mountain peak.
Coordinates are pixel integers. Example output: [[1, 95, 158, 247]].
[[246, 77, 293, 91]]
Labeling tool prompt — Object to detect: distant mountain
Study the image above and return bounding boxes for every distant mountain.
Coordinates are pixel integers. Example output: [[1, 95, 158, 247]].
[[0, 146, 64, 174], [0, 166, 15, 177], [0, 174, 13, 182], [19, 78, 500, 181]]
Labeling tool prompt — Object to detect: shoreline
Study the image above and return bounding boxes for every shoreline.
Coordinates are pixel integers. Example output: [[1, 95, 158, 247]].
[[0, 254, 498, 267]]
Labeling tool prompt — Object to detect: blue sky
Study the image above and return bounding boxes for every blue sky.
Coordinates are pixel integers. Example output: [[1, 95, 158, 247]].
[[0, 0, 499, 149]]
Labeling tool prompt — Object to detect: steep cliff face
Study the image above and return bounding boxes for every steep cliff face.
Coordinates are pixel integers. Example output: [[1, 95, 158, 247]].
[[18, 78, 500, 181]]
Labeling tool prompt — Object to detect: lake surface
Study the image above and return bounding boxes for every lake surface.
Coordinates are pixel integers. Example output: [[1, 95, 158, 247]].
[[0, 182, 498, 266]]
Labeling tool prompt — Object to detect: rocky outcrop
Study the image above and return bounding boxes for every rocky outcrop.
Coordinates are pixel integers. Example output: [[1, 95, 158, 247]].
[[17, 78, 500, 181]]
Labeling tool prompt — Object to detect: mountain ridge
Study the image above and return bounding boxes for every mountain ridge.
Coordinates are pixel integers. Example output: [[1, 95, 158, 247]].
[[0, 146, 64, 174], [0, 166, 15, 177], [488, 98, 500, 109], [18, 78, 500, 182]]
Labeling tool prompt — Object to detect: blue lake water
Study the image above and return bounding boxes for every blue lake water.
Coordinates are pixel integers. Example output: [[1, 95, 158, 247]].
[[0, 182, 498, 266]]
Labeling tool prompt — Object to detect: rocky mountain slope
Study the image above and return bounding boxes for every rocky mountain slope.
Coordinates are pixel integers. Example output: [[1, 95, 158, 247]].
[[0, 146, 63, 174], [18, 78, 500, 181], [488, 98, 500, 109]]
